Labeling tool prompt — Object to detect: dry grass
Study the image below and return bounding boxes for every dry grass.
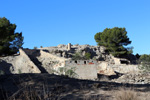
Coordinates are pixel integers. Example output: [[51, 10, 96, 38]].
[[0, 74, 150, 100], [8, 83, 63, 100], [83, 95, 103, 100], [114, 88, 139, 100]]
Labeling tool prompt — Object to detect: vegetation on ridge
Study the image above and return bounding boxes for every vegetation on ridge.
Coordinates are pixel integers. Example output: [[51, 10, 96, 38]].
[[72, 52, 91, 60], [138, 54, 150, 72], [94, 27, 132, 57]]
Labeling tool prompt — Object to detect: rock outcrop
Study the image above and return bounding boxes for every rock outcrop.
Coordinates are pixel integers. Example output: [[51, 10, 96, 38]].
[[40, 44, 109, 61], [112, 72, 150, 84], [0, 49, 41, 74]]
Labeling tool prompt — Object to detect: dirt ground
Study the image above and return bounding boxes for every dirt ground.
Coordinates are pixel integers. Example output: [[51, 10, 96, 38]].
[[0, 73, 150, 100]]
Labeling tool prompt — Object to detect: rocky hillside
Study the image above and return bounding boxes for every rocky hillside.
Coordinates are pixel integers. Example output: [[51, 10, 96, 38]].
[[40, 44, 108, 60], [0, 44, 145, 83], [40, 44, 137, 64], [0, 44, 139, 76]]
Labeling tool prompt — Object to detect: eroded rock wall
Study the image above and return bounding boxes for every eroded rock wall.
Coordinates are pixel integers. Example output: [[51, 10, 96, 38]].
[[112, 65, 139, 73], [0, 49, 41, 74], [23, 49, 69, 74]]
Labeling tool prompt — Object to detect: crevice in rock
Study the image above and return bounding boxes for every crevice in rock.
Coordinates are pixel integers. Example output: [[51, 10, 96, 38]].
[[27, 50, 48, 73]]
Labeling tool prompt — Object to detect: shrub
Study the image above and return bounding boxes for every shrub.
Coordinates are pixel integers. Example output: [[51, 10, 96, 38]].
[[58, 67, 78, 78], [84, 52, 91, 60], [34, 46, 37, 49], [72, 52, 83, 60], [72, 51, 91, 60], [0, 70, 5, 75], [138, 54, 150, 72]]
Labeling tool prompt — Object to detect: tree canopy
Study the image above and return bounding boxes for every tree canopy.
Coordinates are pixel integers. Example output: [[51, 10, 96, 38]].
[[0, 17, 24, 56], [94, 27, 132, 57]]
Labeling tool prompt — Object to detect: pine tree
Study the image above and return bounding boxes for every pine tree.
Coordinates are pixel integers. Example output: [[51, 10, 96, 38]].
[[94, 27, 132, 57], [0, 17, 24, 56]]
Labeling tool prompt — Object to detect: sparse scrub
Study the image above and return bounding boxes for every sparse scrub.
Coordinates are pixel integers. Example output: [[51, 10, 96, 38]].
[[58, 67, 78, 78], [114, 88, 139, 100], [85, 52, 91, 60], [84, 95, 103, 100], [8, 81, 64, 100], [72, 51, 91, 60], [8, 85, 63, 100], [72, 51, 84, 60], [0, 74, 150, 100]]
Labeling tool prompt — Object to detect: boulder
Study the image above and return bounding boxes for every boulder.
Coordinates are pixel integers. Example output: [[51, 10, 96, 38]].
[[97, 62, 116, 75]]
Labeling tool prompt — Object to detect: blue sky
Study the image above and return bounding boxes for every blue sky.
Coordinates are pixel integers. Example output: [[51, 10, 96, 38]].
[[0, 0, 150, 54]]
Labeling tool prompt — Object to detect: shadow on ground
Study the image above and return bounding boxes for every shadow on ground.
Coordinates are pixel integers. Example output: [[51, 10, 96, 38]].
[[0, 60, 13, 74], [0, 73, 150, 100]]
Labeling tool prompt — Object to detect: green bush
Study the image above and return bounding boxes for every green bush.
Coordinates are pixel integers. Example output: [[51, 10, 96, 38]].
[[138, 54, 150, 72], [58, 67, 78, 78], [84, 52, 91, 60], [72, 52, 83, 60], [72, 51, 91, 60]]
